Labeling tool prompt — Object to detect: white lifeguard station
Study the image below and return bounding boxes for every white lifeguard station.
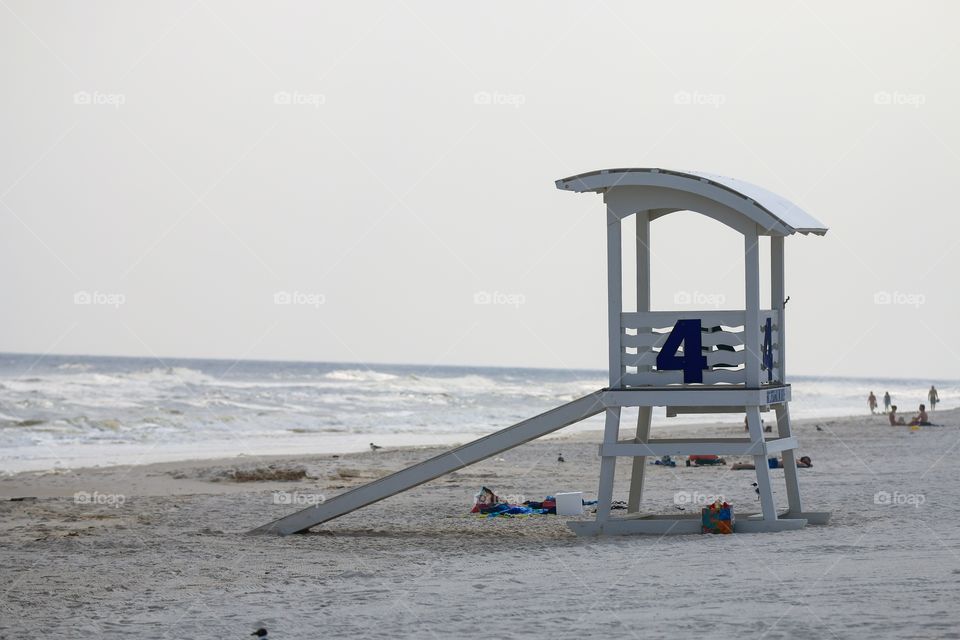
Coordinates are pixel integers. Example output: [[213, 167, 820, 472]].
[[252, 168, 829, 536], [556, 168, 830, 535]]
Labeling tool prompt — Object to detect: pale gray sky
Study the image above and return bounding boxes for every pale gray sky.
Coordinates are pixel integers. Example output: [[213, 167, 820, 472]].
[[2, 1, 958, 379]]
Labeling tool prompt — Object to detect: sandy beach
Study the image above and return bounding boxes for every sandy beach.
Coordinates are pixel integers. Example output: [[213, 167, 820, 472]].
[[5, 1, 959, 637], [3, 409, 958, 639]]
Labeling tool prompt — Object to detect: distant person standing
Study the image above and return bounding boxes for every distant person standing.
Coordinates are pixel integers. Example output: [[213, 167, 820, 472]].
[[928, 385, 940, 411], [883, 391, 891, 414], [868, 391, 878, 414]]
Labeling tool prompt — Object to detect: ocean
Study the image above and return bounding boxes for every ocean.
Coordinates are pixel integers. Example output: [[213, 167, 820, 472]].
[[0, 352, 954, 472]]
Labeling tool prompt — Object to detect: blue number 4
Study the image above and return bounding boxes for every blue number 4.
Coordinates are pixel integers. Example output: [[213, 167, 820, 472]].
[[656, 319, 708, 383]]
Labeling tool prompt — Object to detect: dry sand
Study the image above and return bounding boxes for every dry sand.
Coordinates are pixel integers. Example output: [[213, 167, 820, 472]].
[[2, 409, 959, 639]]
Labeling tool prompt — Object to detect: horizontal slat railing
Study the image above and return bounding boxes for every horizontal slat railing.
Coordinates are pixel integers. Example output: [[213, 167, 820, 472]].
[[621, 310, 747, 328], [622, 350, 765, 368], [620, 329, 770, 349], [620, 369, 749, 386], [621, 332, 670, 349], [620, 309, 780, 387]]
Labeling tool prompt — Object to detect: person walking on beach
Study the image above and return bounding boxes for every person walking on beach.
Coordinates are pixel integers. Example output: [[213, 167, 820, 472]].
[[928, 385, 939, 411], [883, 391, 891, 414], [868, 391, 878, 414]]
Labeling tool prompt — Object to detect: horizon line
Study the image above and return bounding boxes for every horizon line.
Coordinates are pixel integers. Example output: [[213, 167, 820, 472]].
[[0, 350, 953, 384]]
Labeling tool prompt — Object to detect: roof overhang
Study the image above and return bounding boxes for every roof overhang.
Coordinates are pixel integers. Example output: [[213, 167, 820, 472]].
[[555, 168, 827, 236]]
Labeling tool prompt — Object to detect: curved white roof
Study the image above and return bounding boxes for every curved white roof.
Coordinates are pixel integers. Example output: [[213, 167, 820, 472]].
[[555, 168, 827, 236]]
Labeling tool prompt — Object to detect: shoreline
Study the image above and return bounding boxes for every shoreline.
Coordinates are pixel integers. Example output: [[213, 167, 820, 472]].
[[0, 410, 830, 479], [3, 350, 951, 476], [4, 407, 953, 497]]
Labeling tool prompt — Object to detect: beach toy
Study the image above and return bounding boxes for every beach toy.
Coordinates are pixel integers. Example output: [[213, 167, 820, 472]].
[[251, 169, 832, 537], [701, 501, 735, 534]]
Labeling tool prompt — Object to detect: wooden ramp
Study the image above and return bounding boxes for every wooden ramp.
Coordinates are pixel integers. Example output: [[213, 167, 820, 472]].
[[249, 390, 607, 535]]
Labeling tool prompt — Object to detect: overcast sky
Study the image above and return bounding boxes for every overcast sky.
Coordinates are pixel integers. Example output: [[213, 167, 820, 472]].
[[2, 1, 958, 380]]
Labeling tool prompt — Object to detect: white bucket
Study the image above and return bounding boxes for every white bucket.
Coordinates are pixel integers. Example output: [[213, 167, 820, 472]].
[[555, 491, 583, 516]]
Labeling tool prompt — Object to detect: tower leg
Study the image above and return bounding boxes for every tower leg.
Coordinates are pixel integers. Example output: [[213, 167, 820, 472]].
[[746, 406, 778, 521], [627, 406, 652, 513], [595, 407, 622, 522], [776, 403, 803, 513]]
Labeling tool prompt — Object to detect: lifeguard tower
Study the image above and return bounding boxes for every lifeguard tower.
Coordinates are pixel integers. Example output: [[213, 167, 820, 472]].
[[556, 168, 830, 534], [251, 168, 829, 536]]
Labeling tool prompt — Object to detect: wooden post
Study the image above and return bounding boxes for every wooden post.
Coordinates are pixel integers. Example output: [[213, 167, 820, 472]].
[[597, 203, 624, 526], [744, 226, 762, 388], [628, 211, 652, 513], [606, 206, 623, 389], [745, 226, 777, 521], [776, 403, 803, 513], [771, 234, 802, 513], [596, 407, 622, 523], [771, 234, 786, 381], [746, 405, 778, 521]]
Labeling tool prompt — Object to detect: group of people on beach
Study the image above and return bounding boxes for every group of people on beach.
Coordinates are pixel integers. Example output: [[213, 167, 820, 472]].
[[868, 386, 939, 427]]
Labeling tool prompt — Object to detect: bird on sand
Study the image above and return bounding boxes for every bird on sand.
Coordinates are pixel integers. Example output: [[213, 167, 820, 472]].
[[816, 425, 823, 431], [369, 442, 382, 452], [751, 482, 760, 500], [557, 453, 565, 463], [251, 629, 268, 639]]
